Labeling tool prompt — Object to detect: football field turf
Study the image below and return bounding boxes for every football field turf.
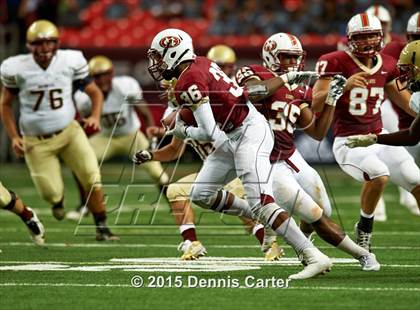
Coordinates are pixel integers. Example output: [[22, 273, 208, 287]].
[[0, 163, 419, 309]]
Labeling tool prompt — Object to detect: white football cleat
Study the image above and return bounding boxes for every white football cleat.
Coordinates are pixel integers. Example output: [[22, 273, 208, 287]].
[[66, 205, 89, 221], [374, 197, 387, 222], [288, 247, 332, 280], [25, 208, 45, 246], [359, 253, 380, 271], [178, 240, 207, 260]]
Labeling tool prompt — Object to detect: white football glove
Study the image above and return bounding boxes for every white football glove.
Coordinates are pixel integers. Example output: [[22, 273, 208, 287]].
[[345, 134, 377, 148], [165, 112, 189, 140], [132, 150, 153, 165], [280, 71, 319, 85], [325, 75, 347, 106]]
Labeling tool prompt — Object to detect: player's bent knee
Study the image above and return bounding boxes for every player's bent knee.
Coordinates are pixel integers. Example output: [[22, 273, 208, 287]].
[[369, 175, 389, 188], [166, 183, 189, 202], [190, 188, 216, 209], [400, 159, 420, 191], [0, 187, 13, 209]]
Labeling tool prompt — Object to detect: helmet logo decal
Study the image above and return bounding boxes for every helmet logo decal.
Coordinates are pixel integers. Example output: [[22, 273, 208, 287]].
[[159, 36, 181, 48], [263, 40, 277, 52]]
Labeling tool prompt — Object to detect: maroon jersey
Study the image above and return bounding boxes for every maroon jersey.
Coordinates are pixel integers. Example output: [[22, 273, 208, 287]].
[[174, 56, 248, 133], [381, 41, 415, 130], [236, 64, 312, 162], [316, 50, 399, 137]]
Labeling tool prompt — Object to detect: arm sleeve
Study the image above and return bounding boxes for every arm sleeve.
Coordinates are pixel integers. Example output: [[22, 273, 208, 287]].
[[74, 90, 92, 117], [185, 98, 222, 142], [122, 76, 142, 100], [235, 66, 261, 86]]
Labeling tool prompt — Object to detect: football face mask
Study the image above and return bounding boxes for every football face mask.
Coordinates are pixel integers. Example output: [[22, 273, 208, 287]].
[[396, 63, 420, 92], [147, 49, 168, 81], [28, 39, 59, 67], [348, 32, 383, 58]]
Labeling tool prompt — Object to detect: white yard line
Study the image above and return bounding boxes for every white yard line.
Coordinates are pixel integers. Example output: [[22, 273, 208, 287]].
[[0, 241, 419, 250], [0, 282, 419, 292]]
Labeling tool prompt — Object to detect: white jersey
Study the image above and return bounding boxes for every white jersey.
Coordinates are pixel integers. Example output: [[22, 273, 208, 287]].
[[0, 49, 88, 136], [75, 76, 141, 136], [409, 92, 420, 114]]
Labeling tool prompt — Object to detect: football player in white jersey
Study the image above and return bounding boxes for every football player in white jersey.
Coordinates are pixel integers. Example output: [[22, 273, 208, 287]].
[[66, 55, 170, 220], [346, 40, 420, 151], [0, 20, 118, 241], [137, 45, 283, 261], [0, 182, 45, 245]]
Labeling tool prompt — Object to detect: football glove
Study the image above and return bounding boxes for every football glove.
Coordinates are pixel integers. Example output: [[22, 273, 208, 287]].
[[166, 112, 189, 140], [325, 75, 347, 106], [281, 71, 319, 85], [345, 134, 378, 148], [132, 150, 153, 165]]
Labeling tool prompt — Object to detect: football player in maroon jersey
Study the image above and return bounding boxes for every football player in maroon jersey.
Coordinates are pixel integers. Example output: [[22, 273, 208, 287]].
[[136, 28, 333, 279], [236, 32, 379, 270], [312, 13, 420, 251]]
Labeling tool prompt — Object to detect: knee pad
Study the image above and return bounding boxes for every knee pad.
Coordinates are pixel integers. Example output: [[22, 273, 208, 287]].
[[399, 159, 420, 191], [253, 202, 286, 226], [166, 183, 189, 202], [0, 189, 15, 210]]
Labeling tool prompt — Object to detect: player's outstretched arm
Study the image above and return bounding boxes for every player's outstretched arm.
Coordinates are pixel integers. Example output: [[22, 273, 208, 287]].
[[0, 86, 24, 157], [247, 71, 319, 103], [385, 82, 416, 117], [346, 115, 419, 148], [133, 136, 185, 165], [83, 81, 104, 130]]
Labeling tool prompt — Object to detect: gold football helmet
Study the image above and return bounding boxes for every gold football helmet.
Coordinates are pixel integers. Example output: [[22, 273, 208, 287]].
[[207, 44, 236, 65], [397, 40, 420, 92], [88, 56, 113, 75], [207, 45, 236, 77], [26, 20, 59, 43]]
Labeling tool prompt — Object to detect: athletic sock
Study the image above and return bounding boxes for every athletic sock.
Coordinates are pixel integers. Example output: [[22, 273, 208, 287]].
[[211, 190, 255, 220], [275, 216, 312, 254], [358, 210, 374, 233], [19, 206, 33, 222], [180, 224, 197, 242], [93, 211, 107, 228], [252, 224, 264, 245], [337, 235, 369, 258]]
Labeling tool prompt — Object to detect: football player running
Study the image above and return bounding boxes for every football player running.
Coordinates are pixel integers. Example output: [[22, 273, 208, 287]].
[[139, 28, 333, 280], [135, 45, 283, 261], [66, 55, 170, 220], [0, 182, 45, 246], [236, 32, 379, 271], [0, 20, 118, 241], [346, 40, 420, 154], [312, 14, 420, 251]]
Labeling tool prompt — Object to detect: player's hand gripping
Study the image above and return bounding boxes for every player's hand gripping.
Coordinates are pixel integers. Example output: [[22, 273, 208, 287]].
[[132, 150, 153, 165], [166, 113, 189, 140], [325, 75, 347, 106], [281, 71, 319, 85], [345, 134, 378, 148], [11, 136, 25, 157]]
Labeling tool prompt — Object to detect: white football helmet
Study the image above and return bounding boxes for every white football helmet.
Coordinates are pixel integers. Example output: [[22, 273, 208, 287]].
[[147, 28, 196, 81], [407, 12, 420, 36], [366, 5, 391, 24], [347, 13, 383, 58], [262, 32, 305, 74]]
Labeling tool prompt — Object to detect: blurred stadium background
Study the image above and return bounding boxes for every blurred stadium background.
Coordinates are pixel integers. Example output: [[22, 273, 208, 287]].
[[1, 0, 420, 164]]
